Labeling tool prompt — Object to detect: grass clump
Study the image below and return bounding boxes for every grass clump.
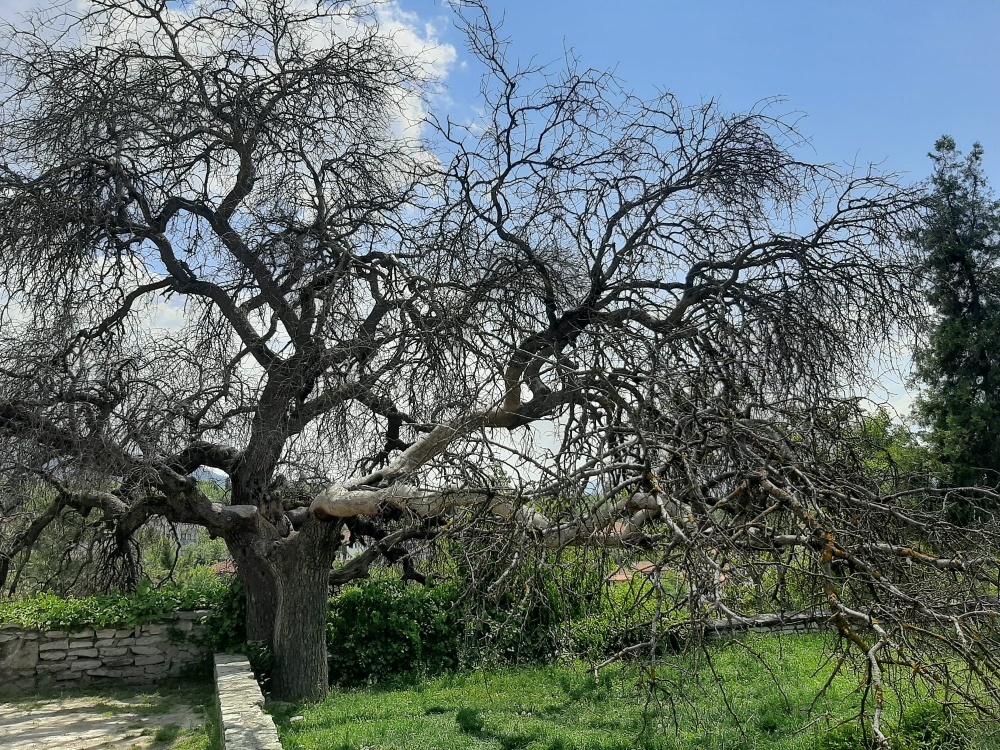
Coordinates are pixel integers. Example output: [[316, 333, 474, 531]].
[[153, 724, 182, 744], [821, 701, 975, 750], [456, 708, 484, 733]]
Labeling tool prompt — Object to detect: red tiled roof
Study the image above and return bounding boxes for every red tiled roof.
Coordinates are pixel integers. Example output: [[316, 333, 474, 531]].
[[606, 561, 657, 583], [211, 559, 237, 576]]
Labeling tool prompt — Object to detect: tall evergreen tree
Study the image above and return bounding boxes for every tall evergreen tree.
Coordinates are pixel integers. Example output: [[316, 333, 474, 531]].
[[911, 137, 1000, 486]]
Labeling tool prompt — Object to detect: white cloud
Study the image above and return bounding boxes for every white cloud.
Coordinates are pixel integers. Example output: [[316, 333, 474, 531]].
[[861, 351, 916, 423], [373, 2, 457, 141]]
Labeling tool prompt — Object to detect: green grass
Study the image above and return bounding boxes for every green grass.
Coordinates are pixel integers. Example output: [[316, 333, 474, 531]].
[[274, 634, 1000, 750]]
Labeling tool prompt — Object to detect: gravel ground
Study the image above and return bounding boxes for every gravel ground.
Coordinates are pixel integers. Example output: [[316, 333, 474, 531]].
[[0, 693, 204, 750]]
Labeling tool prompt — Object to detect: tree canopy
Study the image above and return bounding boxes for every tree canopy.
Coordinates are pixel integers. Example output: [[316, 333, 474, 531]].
[[1, 1, 999, 734], [911, 136, 1000, 487]]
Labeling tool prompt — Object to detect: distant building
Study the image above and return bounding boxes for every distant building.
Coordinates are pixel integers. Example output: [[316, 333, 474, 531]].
[[146, 517, 202, 546], [606, 561, 657, 584], [211, 559, 238, 576]]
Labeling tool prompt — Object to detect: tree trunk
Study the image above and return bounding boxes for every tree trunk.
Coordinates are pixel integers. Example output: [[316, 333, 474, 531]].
[[267, 520, 342, 701], [227, 540, 279, 644]]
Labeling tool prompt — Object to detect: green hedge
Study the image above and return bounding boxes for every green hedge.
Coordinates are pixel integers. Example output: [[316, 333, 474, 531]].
[[326, 579, 462, 686], [0, 575, 653, 686], [0, 582, 230, 631]]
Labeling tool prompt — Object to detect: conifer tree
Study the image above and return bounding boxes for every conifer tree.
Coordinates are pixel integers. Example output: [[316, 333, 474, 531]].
[[911, 137, 1000, 486]]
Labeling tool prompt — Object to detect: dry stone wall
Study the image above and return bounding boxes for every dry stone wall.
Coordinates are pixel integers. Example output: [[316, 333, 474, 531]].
[[0, 610, 212, 693], [214, 653, 282, 750]]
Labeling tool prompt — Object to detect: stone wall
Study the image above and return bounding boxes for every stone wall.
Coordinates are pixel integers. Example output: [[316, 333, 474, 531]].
[[0, 610, 212, 693], [214, 653, 282, 750]]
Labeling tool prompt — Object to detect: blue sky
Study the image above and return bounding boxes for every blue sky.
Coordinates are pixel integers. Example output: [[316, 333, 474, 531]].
[[2, 0, 995, 180], [411, 0, 1000, 185]]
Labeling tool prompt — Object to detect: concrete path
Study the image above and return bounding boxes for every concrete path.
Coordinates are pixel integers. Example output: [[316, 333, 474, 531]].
[[0, 695, 201, 750]]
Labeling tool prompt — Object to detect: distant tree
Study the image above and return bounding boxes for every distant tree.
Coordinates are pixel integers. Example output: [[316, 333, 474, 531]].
[[849, 410, 943, 487], [911, 137, 1000, 487]]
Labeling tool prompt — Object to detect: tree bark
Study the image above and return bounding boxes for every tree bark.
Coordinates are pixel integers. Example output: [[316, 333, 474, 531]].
[[227, 539, 279, 644], [267, 520, 341, 701]]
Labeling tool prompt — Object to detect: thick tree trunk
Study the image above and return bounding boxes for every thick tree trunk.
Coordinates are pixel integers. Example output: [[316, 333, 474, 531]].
[[267, 520, 342, 701], [227, 539, 279, 644]]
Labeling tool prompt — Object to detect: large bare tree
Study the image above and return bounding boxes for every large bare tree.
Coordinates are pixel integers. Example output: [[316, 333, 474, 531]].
[[2, 0, 998, 727]]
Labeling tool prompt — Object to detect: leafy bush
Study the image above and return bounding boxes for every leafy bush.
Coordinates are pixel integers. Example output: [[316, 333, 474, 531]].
[[458, 560, 605, 664], [568, 579, 659, 658], [190, 581, 247, 653], [326, 579, 461, 686], [0, 580, 229, 631], [139, 526, 232, 591]]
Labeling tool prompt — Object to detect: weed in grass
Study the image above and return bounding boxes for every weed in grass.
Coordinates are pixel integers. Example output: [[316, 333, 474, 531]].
[[423, 705, 450, 715], [559, 673, 601, 702], [153, 724, 182, 744], [754, 696, 794, 735], [497, 731, 539, 749], [820, 722, 876, 750], [896, 701, 971, 750]]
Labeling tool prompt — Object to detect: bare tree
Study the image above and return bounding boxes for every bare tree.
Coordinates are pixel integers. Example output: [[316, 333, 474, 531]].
[[1, 0, 998, 726]]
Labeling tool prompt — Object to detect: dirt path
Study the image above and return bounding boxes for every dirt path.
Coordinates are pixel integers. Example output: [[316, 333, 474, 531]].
[[0, 694, 203, 750]]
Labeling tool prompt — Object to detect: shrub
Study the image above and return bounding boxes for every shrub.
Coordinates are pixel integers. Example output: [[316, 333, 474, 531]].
[[0, 580, 229, 631], [567, 578, 667, 659], [894, 701, 971, 750], [326, 579, 461, 686], [192, 581, 247, 653], [460, 562, 603, 663]]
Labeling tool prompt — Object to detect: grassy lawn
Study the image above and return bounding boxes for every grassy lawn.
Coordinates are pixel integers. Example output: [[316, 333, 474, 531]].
[[0, 677, 222, 750], [273, 634, 1000, 750]]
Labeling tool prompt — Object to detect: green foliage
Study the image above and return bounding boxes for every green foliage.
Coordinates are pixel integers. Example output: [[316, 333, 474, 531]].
[[821, 722, 875, 750], [140, 525, 231, 590], [848, 411, 944, 485], [326, 579, 462, 686], [568, 578, 661, 658], [911, 136, 1000, 489], [153, 723, 182, 744], [894, 702, 972, 750], [466, 577, 572, 663], [189, 581, 247, 654], [5, 483, 230, 600], [244, 640, 275, 694], [454, 549, 608, 664], [0, 580, 228, 631]]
